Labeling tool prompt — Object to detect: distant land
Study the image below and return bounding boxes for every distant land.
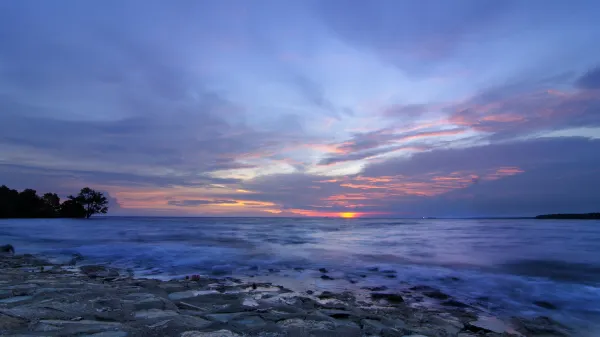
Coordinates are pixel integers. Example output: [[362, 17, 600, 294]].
[[535, 213, 600, 220]]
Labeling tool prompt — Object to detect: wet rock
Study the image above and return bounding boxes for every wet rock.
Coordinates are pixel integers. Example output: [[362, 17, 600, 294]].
[[441, 299, 469, 308], [69, 252, 84, 265], [361, 319, 388, 334], [0, 295, 33, 304], [510, 316, 570, 337], [466, 316, 509, 334], [320, 275, 334, 280], [320, 309, 354, 319], [318, 291, 335, 299], [86, 331, 129, 337], [229, 315, 267, 330], [319, 268, 328, 273], [306, 290, 314, 295], [362, 286, 388, 291], [34, 319, 123, 334], [367, 267, 379, 272], [204, 312, 246, 323], [278, 318, 336, 331], [533, 300, 558, 310], [423, 290, 451, 300], [293, 267, 304, 271], [0, 312, 28, 330], [134, 309, 179, 320], [80, 265, 120, 279], [371, 293, 404, 303], [0, 244, 15, 255], [409, 285, 436, 292], [181, 330, 240, 337], [427, 315, 463, 335]]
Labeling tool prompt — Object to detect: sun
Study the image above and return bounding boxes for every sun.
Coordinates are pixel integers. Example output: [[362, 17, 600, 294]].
[[339, 212, 357, 218]]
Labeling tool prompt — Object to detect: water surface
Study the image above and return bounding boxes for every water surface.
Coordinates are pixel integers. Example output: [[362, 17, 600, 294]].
[[1, 217, 599, 333]]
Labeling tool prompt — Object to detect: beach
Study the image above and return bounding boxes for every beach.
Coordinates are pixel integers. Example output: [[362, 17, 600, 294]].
[[1, 217, 599, 336]]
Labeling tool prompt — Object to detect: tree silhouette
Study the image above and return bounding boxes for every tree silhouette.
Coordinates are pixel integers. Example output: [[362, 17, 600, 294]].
[[59, 199, 86, 218], [42, 193, 61, 217], [69, 187, 109, 219], [17, 189, 44, 217], [0, 185, 108, 219]]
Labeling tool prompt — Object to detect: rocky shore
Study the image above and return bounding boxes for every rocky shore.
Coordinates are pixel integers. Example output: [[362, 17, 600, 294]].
[[0, 253, 572, 337]]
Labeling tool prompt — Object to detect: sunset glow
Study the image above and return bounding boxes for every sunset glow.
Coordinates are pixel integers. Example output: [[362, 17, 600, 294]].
[[339, 212, 358, 218]]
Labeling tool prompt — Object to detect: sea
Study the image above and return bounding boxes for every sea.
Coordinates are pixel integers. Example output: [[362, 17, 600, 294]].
[[1, 217, 599, 334]]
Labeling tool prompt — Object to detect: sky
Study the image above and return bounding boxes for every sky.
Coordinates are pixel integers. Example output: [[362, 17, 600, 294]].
[[1, 0, 599, 218]]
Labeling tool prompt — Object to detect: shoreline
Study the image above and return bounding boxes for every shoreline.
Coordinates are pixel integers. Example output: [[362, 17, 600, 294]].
[[0, 253, 574, 336]]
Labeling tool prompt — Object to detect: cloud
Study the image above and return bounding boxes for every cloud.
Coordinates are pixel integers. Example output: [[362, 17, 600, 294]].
[[319, 128, 465, 165], [446, 87, 600, 138], [576, 66, 600, 89], [167, 199, 237, 207], [229, 137, 600, 217], [1, 1, 600, 217]]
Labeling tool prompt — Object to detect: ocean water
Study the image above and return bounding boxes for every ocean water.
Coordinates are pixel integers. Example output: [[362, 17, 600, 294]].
[[1, 217, 599, 333]]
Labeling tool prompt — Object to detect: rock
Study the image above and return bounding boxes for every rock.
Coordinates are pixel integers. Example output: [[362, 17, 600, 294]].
[[367, 267, 379, 272], [320, 309, 353, 319], [0, 244, 15, 255], [361, 319, 388, 334], [34, 319, 123, 335], [319, 268, 328, 273], [362, 286, 388, 291], [533, 300, 558, 310], [86, 331, 129, 337], [423, 290, 451, 300], [0, 313, 28, 330], [278, 318, 336, 331], [427, 315, 463, 335], [69, 253, 84, 265], [371, 293, 404, 303], [510, 316, 570, 336], [320, 275, 334, 280], [0, 295, 33, 304], [409, 285, 436, 292], [134, 309, 179, 320], [466, 316, 509, 334], [229, 315, 267, 330], [205, 312, 245, 323], [181, 330, 240, 337], [318, 291, 335, 299], [80, 265, 119, 279], [441, 299, 469, 308]]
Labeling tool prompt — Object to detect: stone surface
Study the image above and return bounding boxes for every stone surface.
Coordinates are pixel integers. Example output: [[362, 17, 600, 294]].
[[181, 330, 240, 337], [467, 316, 509, 333], [0, 253, 576, 337]]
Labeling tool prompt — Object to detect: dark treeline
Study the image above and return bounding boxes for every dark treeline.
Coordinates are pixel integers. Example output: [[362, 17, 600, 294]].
[[0, 185, 108, 219], [535, 213, 600, 220]]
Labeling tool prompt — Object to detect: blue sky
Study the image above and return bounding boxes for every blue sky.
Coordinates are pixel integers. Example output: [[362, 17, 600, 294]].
[[1, 0, 599, 217]]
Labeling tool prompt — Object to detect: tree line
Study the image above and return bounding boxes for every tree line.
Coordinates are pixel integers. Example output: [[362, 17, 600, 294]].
[[0, 186, 108, 219]]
